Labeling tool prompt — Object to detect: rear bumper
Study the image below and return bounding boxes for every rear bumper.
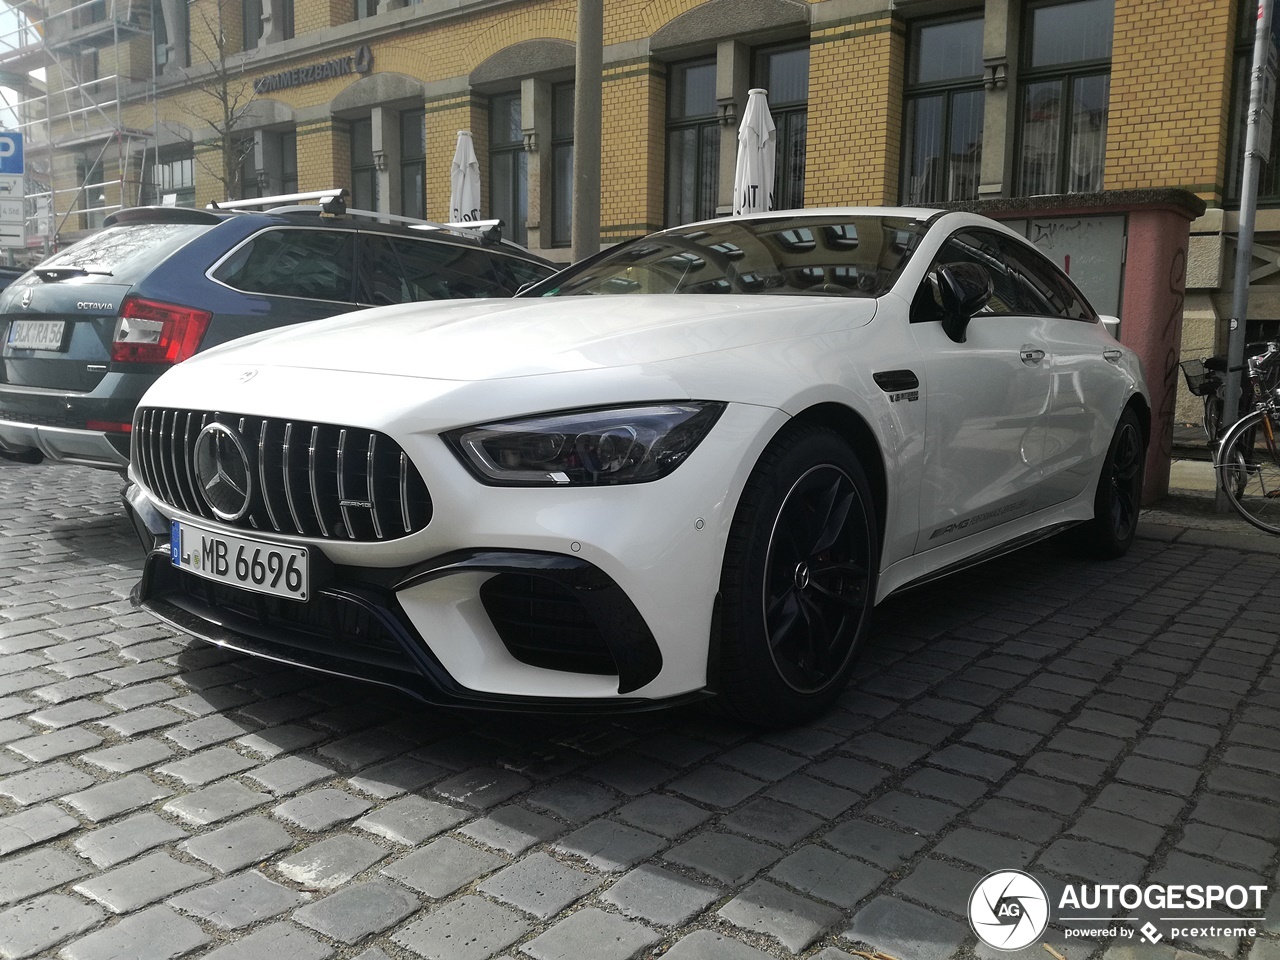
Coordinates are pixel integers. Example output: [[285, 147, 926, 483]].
[[0, 418, 128, 471]]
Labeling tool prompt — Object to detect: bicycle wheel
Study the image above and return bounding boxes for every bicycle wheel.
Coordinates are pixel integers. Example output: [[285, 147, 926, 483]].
[[1217, 409, 1280, 534], [1203, 392, 1223, 445]]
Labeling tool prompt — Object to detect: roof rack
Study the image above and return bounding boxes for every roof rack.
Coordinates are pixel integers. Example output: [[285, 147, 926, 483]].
[[339, 207, 505, 245], [207, 188, 348, 215], [204, 189, 508, 246]]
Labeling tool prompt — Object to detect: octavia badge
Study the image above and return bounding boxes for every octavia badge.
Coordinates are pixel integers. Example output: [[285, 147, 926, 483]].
[[192, 423, 253, 521]]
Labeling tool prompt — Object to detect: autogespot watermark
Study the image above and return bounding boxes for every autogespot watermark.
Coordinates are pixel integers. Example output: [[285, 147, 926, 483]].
[[969, 873, 1270, 950]]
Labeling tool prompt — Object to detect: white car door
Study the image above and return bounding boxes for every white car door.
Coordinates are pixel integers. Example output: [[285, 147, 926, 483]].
[[993, 239, 1130, 506], [909, 229, 1054, 552]]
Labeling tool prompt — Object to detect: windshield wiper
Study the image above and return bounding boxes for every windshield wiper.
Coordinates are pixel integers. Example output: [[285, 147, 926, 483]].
[[34, 264, 115, 281]]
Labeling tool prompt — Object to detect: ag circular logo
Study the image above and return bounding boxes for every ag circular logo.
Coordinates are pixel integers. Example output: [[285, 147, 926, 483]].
[[192, 422, 252, 521], [969, 870, 1050, 951]]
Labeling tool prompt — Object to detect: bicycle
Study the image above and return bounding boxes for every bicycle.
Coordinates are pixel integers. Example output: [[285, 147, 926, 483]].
[[1212, 340, 1280, 534], [1179, 340, 1280, 447]]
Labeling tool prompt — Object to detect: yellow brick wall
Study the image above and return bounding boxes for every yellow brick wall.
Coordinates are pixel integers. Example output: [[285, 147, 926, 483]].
[[294, 119, 352, 203], [294, 0, 352, 36], [188, 0, 244, 60], [600, 60, 666, 240], [424, 97, 489, 223], [1105, 0, 1235, 202], [805, 15, 905, 206]]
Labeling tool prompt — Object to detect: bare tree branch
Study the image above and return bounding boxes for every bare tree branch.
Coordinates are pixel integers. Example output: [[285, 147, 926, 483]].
[[163, 0, 258, 200]]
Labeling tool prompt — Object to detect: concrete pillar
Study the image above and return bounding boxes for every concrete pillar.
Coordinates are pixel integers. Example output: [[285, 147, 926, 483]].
[[373, 106, 399, 215], [715, 40, 749, 215], [978, 0, 1017, 197], [524, 78, 552, 250], [573, 0, 602, 257]]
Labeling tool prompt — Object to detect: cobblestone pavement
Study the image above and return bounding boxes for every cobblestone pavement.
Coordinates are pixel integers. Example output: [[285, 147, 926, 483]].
[[1, 458, 1279, 960]]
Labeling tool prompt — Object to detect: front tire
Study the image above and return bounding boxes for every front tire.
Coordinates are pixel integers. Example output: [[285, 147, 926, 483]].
[[716, 425, 879, 727]]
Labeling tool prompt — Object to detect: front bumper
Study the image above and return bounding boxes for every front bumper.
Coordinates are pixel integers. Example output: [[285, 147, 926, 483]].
[[132, 537, 691, 713], [121, 387, 785, 708]]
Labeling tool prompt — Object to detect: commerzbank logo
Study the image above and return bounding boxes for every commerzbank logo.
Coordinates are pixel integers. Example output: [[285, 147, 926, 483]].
[[969, 870, 1050, 951]]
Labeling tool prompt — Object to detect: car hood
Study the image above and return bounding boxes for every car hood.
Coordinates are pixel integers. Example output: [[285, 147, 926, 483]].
[[190, 295, 879, 381]]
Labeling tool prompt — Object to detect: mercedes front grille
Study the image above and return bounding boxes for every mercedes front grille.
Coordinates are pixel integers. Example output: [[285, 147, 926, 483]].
[[133, 408, 432, 541]]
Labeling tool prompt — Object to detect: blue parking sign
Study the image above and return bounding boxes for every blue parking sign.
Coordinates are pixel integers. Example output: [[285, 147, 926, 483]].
[[0, 133, 23, 176]]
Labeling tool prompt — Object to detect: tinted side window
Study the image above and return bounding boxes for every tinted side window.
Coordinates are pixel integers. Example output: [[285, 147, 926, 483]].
[[998, 237, 1095, 320], [489, 255, 555, 294], [913, 229, 1023, 321], [357, 234, 524, 304], [214, 229, 356, 302]]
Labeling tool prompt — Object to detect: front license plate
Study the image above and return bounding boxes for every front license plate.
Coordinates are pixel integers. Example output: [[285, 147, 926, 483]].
[[170, 520, 309, 601], [6, 319, 67, 351]]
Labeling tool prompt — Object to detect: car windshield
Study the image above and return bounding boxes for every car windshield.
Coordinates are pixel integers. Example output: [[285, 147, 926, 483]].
[[539, 215, 929, 298]]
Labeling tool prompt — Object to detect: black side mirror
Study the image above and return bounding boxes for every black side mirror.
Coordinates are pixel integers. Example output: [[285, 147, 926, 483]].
[[936, 262, 993, 343]]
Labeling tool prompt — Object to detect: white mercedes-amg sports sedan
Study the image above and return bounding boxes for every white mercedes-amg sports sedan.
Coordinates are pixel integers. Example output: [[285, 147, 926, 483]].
[[122, 209, 1148, 727]]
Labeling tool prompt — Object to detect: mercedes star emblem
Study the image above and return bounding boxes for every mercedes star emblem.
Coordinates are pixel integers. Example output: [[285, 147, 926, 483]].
[[192, 422, 253, 521]]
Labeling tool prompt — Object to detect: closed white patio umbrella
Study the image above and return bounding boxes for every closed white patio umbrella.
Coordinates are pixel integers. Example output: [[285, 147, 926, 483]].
[[449, 130, 482, 223], [733, 88, 776, 216]]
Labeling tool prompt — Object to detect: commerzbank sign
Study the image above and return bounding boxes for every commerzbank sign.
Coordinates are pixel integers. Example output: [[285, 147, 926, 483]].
[[254, 45, 374, 94]]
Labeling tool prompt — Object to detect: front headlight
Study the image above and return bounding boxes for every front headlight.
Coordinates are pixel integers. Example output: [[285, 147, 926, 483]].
[[445, 402, 726, 486]]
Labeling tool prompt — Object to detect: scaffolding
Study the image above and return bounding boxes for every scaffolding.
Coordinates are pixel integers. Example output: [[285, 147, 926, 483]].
[[0, 0, 155, 256]]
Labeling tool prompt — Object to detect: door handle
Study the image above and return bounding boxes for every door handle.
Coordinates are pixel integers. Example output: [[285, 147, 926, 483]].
[[1020, 348, 1046, 364], [1104, 349, 1122, 363]]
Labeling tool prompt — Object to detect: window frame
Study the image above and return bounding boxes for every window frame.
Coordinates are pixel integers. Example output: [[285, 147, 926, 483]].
[[1227, 0, 1280, 205], [900, 12, 986, 205], [550, 82, 574, 248], [399, 108, 426, 219], [489, 91, 528, 246], [1014, 0, 1114, 197], [665, 57, 720, 227], [350, 117, 379, 213], [753, 42, 811, 211]]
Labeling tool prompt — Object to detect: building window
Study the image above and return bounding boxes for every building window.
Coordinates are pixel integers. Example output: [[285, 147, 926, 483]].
[[244, 0, 262, 51], [280, 132, 298, 194], [355, 0, 377, 20], [143, 155, 195, 207], [551, 83, 574, 247], [902, 15, 984, 204], [236, 137, 259, 199], [755, 44, 809, 211], [1017, 0, 1113, 197], [666, 58, 719, 226], [351, 117, 379, 211], [400, 109, 425, 219], [278, 0, 294, 40], [1227, 0, 1280, 204], [490, 92, 528, 245]]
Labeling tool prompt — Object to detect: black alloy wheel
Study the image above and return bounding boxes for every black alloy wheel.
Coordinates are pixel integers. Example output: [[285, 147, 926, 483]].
[[717, 424, 879, 726], [763, 463, 873, 693]]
